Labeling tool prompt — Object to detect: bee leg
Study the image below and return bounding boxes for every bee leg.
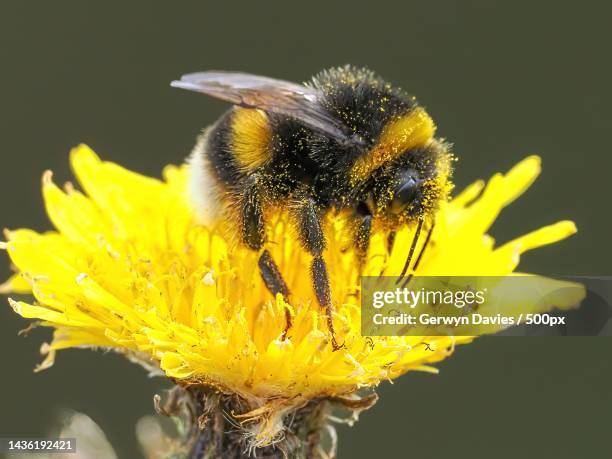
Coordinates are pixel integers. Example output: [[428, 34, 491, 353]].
[[258, 250, 292, 340], [241, 178, 293, 340], [387, 231, 396, 255], [354, 209, 372, 274], [296, 197, 345, 351], [241, 176, 266, 252]]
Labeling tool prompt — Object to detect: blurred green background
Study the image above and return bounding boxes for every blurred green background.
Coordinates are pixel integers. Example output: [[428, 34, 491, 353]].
[[1, 1, 611, 458]]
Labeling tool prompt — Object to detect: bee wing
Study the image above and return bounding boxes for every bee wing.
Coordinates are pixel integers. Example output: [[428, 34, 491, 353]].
[[171, 71, 355, 144]]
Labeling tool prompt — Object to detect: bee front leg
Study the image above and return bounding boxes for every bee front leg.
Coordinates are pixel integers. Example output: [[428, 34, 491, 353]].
[[241, 177, 292, 340], [296, 197, 345, 351], [387, 231, 396, 255], [353, 207, 372, 273]]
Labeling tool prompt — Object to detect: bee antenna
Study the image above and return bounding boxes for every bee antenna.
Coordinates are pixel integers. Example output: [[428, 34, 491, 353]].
[[396, 218, 424, 285], [400, 219, 435, 289]]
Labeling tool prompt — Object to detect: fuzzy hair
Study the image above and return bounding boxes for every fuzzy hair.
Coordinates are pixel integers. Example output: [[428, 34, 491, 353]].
[[187, 128, 223, 227]]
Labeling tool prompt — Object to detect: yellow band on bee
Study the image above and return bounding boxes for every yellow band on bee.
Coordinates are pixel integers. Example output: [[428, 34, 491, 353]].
[[350, 107, 435, 183], [231, 108, 273, 172]]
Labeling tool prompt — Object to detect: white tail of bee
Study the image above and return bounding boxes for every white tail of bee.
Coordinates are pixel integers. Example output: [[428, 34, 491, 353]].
[[187, 129, 222, 226]]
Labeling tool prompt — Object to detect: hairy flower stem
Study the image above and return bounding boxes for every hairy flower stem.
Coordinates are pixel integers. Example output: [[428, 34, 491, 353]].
[[156, 386, 336, 459], [190, 400, 329, 459]]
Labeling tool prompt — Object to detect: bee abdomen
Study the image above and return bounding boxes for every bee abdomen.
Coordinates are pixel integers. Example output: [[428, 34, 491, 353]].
[[230, 107, 273, 172], [204, 109, 246, 189]]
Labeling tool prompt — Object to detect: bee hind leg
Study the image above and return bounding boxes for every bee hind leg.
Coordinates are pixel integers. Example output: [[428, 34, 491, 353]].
[[241, 177, 293, 340], [258, 249, 292, 340], [296, 196, 345, 351]]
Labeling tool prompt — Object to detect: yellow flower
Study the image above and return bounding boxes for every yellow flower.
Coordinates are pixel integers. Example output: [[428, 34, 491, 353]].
[[2, 145, 582, 445]]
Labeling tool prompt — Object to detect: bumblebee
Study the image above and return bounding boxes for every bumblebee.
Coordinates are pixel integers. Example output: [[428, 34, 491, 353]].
[[171, 66, 453, 350]]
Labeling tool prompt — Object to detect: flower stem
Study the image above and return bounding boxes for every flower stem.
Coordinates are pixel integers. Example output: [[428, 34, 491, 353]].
[[156, 386, 335, 459]]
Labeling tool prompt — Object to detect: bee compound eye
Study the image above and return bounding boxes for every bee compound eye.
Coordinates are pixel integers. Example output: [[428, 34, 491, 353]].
[[391, 174, 420, 213]]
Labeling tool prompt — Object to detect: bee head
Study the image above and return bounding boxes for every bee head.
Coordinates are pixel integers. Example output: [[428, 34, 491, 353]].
[[369, 140, 455, 226]]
